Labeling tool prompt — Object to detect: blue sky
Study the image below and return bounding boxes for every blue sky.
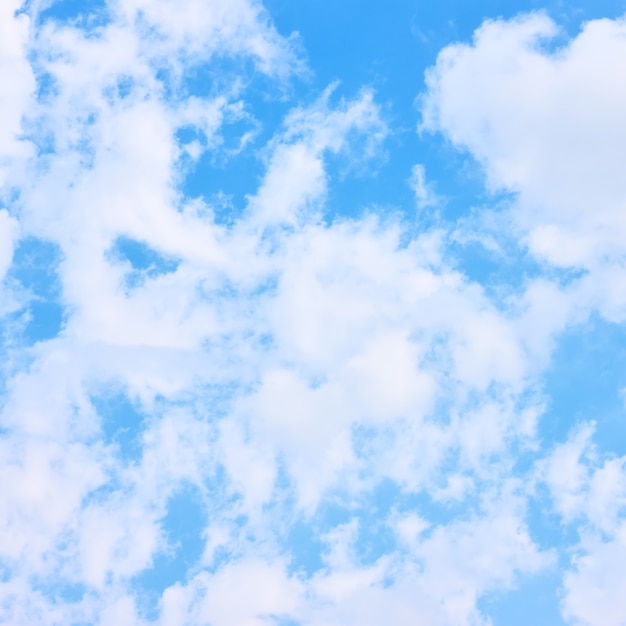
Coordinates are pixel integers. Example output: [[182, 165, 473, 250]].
[[1, 0, 626, 624]]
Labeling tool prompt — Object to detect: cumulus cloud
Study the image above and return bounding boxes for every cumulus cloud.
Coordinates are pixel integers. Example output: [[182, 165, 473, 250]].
[[421, 13, 626, 272], [421, 14, 626, 623], [1, 2, 625, 625], [539, 424, 626, 625], [0, 0, 35, 185]]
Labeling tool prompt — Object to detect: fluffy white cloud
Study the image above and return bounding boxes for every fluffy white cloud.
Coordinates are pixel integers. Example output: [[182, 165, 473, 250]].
[[538, 424, 626, 625], [423, 15, 626, 623], [248, 86, 387, 227], [2, 3, 625, 625], [0, 0, 35, 185], [422, 13, 626, 271], [562, 529, 626, 626]]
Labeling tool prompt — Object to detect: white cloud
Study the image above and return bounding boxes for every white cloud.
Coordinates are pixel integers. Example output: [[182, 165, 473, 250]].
[[3, 3, 624, 625], [420, 14, 626, 624], [422, 13, 626, 272], [538, 423, 626, 625], [561, 529, 626, 626], [0, 0, 35, 186], [410, 163, 439, 210], [0, 209, 19, 281], [540, 422, 596, 523], [113, 0, 303, 78], [247, 86, 387, 227]]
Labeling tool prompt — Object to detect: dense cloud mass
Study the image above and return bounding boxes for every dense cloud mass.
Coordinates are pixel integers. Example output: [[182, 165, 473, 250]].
[[0, 1, 625, 624]]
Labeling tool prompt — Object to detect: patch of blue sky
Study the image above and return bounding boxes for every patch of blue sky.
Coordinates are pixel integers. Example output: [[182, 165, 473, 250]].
[[173, 25, 482, 232], [256, 2, 486, 223], [6, 237, 65, 344], [175, 126, 203, 150], [473, 488, 570, 625], [133, 485, 207, 620], [109, 236, 180, 273], [349, 511, 398, 567], [35, 0, 110, 29], [449, 238, 518, 291], [179, 87, 295, 222], [182, 142, 263, 223], [526, 483, 580, 555], [23, 300, 64, 342], [263, 0, 626, 232], [392, 485, 486, 531], [540, 313, 626, 457], [31, 579, 88, 606], [285, 520, 326, 577], [266, 0, 626, 89], [479, 567, 566, 626], [91, 388, 145, 463], [285, 478, 475, 574], [107, 236, 180, 290]]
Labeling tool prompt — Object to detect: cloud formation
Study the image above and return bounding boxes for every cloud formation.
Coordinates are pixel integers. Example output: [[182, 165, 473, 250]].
[[0, 2, 625, 625]]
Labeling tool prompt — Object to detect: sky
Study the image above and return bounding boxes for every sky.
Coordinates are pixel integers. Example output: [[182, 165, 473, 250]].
[[1, 0, 626, 624]]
